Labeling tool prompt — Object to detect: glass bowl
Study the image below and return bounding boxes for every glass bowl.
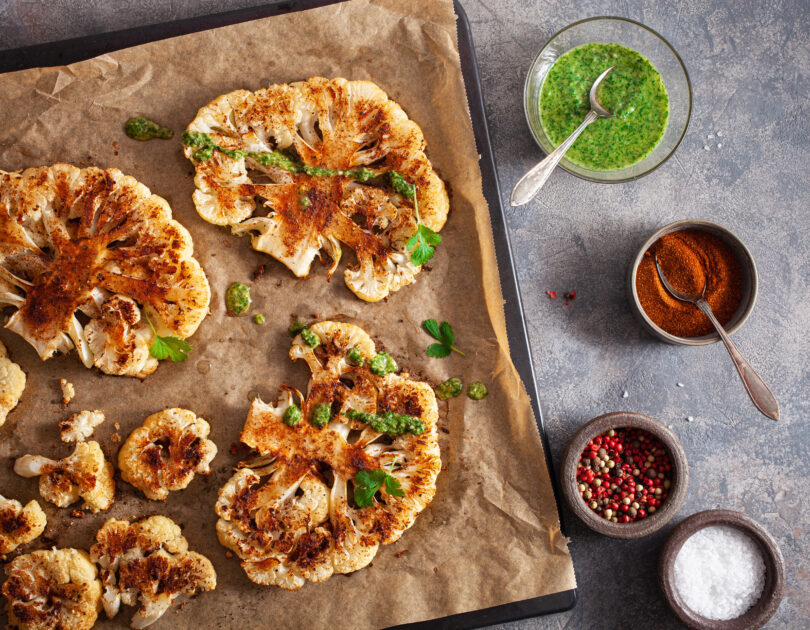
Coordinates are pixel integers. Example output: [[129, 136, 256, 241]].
[[524, 17, 692, 183]]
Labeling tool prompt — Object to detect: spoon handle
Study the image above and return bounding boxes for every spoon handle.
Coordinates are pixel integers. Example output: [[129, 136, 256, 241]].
[[510, 109, 599, 206], [696, 299, 780, 420]]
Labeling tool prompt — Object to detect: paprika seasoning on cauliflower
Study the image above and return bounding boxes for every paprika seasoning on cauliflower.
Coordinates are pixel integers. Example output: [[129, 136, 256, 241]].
[[2, 548, 103, 630], [14, 440, 115, 513], [118, 408, 217, 500], [0, 494, 46, 554], [215, 321, 441, 590], [183, 77, 449, 302], [90, 515, 216, 629], [0, 164, 210, 377]]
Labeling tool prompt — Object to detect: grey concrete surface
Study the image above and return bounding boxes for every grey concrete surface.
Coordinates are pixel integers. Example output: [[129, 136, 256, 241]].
[[1, 1, 808, 629]]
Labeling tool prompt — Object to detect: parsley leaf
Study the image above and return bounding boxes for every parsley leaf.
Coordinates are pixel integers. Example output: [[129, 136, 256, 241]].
[[389, 170, 442, 266], [353, 462, 404, 507], [144, 312, 193, 362], [422, 319, 465, 357]]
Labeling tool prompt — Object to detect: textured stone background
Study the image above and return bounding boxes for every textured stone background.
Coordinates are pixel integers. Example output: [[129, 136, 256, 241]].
[[1, 1, 808, 628]]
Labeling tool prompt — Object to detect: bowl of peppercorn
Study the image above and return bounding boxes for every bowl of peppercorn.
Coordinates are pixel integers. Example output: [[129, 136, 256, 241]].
[[628, 219, 758, 345], [560, 411, 688, 539]]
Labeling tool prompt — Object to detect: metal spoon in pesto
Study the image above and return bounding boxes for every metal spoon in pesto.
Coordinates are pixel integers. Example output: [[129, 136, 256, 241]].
[[510, 67, 615, 206], [654, 255, 780, 421]]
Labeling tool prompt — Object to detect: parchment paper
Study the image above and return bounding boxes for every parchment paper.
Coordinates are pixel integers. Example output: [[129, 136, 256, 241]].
[[0, 0, 576, 626]]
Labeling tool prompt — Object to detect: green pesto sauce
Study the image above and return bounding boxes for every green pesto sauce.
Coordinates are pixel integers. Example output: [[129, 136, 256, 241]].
[[125, 117, 173, 141], [345, 409, 424, 437], [539, 43, 669, 170], [225, 282, 251, 316]]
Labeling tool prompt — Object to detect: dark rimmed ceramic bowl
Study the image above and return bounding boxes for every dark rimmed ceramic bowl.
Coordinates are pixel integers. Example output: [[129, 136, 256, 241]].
[[627, 219, 758, 346], [560, 411, 688, 539], [659, 509, 785, 629]]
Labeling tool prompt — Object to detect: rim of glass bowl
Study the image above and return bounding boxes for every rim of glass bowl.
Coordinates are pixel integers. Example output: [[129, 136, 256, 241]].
[[522, 16, 693, 184]]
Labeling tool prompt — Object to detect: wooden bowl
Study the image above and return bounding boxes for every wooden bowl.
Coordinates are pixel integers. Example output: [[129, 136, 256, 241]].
[[658, 509, 785, 630], [560, 411, 689, 539]]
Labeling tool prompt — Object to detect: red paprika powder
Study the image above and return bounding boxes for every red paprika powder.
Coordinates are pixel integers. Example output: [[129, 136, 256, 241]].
[[635, 229, 743, 337]]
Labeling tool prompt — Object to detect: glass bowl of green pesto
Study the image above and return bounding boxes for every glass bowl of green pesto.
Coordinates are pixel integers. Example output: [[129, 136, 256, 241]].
[[524, 17, 691, 182]]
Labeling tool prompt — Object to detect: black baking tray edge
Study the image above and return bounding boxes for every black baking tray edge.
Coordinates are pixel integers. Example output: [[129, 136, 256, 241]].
[[0, 1, 577, 626]]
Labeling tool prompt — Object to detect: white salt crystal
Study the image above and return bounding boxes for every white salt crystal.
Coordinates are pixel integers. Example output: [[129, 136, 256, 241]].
[[673, 525, 766, 620], [622, 390, 629, 399], [677, 382, 685, 388], [717, 143, 723, 148], [716, 131, 724, 137], [708, 133, 714, 139], [704, 145, 711, 150], [687, 416, 694, 422]]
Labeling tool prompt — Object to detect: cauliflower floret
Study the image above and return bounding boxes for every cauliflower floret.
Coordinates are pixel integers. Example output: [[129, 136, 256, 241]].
[[185, 77, 449, 302], [2, 547, 102, 630], [83, 295, 158, 378], [89, 516, 216, 628], [0, 340, 25, 428], [59, 378, 75, 405], [119, 408, 217, 500], [0, 495, 46, 554], [0, 164, 210, 376], [14, 441, 115, 513], [59, 409, 105, 443], [216, 321, 440, 589]]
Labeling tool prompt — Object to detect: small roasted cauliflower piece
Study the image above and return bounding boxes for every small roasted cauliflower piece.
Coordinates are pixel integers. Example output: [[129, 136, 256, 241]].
[[0, 495, 46, 554], [59, 378, 75, 405], [59, 409, 105, 443], [90, 516, 216, 628], [2, 548, 102, 630], [0, 164, 210, 376], [185, 77, 449, 302], [0, 339, 25, 428], [119, 408, 217, 500], [14, 441, 115, 512], [216, 321, 440, 589]]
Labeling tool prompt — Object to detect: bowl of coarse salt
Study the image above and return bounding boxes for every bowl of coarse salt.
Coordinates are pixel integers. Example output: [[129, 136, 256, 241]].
[[659, 509, 785, 630]]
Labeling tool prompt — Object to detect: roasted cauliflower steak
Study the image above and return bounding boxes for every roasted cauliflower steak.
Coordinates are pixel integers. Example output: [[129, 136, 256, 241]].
[[184, 77, 449, 302], [119, 408, 217, 500], [89, 515, 217, 629], [0, 164, 210, 377], [14, 440, 115, 513], [0, 339, 25, 428], [0, 495, 46, 554], [215, 321, 441, 590], [2, 547, 102, 630]]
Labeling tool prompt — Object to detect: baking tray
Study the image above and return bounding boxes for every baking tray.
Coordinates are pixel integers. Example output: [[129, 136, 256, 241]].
[[0, 1, 577, 626]]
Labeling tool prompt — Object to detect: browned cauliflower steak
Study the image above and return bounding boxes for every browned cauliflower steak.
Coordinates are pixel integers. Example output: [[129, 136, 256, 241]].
[[119, 408, 217, 500], [184, 77, 449, 302], [215, 321, 441, 589], [0, 164, 210, 377], [0, 495, 46, 554], [2, 548, 102, 630], [0, 339, 25, 428], [89, 515, 216, 628], [14, 440, 115, 513]]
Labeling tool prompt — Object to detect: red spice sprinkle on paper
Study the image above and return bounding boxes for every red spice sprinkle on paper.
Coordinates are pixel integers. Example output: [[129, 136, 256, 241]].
[[564, 291, 577, 300], [546, 290, 558, 299]]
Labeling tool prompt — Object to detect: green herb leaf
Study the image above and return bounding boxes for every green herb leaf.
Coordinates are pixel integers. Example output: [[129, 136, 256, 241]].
[[423, 319, 441, 341], [439, 321, 454, 346], [353, 468, 404, 507], [407, 224, 442, 267], [426, 343, 452, 358], [144, 312, 193, 362]]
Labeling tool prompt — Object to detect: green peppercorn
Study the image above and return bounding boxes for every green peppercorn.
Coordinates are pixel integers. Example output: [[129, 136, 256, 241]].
[[301, 328, 320, 348], [436, 377, 463, 400], [288, 320, 307, 337], [225, 282, 251, 315], [346, 347, 365, 366], [311, 403, 331, 428], [369, 352, 397, 376], [254, 314, 266, 324], [467, 381, 488, 400], [282, 404, 302, 426]]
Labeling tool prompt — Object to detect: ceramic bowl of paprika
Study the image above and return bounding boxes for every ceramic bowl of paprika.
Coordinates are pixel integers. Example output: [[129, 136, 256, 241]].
[[658, 509, 785, 630], [627, 219, 758, 346], [560, 411, 688, 539]]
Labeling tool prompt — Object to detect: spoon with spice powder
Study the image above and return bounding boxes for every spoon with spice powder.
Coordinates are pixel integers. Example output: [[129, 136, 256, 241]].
[[654, 254, 779, 420]]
